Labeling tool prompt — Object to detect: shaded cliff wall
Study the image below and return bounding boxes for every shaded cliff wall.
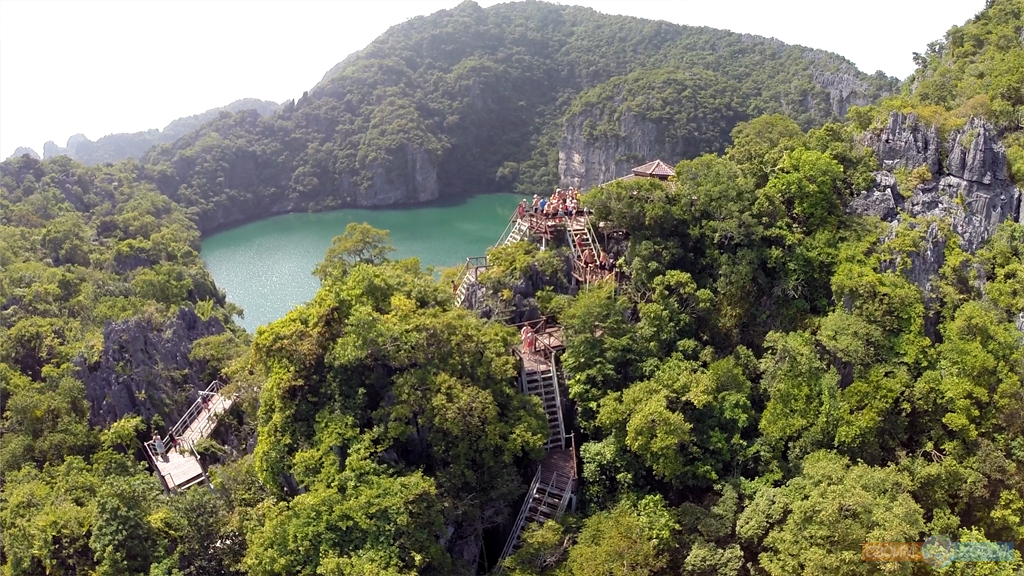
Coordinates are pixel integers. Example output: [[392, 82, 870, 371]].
[[75, 307, 225, 428], [558, 66, 880, 190]]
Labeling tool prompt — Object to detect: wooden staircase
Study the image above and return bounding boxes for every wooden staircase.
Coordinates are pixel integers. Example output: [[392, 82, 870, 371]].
[[500, 467, 574, 559], [449, 208, 587, 570], [499, 447, 577, 565], [520, 354, 566, 451], [454, 257, 488, 308], [501, 217, 531, 246], [454, 217, 531, 308], [500, 331, 576, 568], [566, 217, 596, 284]]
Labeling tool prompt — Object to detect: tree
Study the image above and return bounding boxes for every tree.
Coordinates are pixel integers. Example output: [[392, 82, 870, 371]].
[[567, 495, 678, 576], [314, 222, 395, 280], [726, 114, 805, 187], [737, 451, 925, 576]]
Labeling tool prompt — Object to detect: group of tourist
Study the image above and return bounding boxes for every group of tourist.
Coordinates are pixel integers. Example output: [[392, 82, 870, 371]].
[[517, 187, 585, 220], [512, 187, 619, 284], [580, 245, 615, 282]]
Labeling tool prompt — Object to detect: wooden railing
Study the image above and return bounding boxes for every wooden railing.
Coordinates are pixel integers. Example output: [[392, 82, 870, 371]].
[[547, 349, 567, 449], [144, 380, 229, 472], [454, 256, 490, 307]]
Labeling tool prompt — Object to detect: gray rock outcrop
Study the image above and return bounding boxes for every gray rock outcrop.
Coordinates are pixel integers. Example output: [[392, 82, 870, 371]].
[[848, 172, 901, 221], [357, 144, 439, 206], [75, 307, 225, 428], [810, 70, 880, 119], [851, 113, 1022, 253], [7, 147, 41, 160], [862, 111, 940, 174]]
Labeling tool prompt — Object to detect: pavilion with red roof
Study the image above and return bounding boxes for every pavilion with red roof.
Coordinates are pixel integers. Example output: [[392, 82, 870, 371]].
[[631, 159, 675, 180]]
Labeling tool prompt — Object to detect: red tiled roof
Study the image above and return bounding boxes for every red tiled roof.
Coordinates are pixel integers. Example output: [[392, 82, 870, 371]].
[[631, 159, 674, 178]]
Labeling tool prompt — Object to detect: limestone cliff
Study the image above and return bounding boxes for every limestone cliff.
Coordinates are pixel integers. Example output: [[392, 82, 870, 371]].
[[850, 112, 1022, 336], [851, 112, 1022, 253], [559, 109, 667, 190], [558, 65, 883, 190], [6, 147, 40, 160], [75, 307, 225, 428]]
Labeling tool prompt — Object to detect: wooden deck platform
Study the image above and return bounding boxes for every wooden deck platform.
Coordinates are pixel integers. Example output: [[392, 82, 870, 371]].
[[151, 392, 234, 491], [539, 448, 576, 485], [153, 448, 205, 491]]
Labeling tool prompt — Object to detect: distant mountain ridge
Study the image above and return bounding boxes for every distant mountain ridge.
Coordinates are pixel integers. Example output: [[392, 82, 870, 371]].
[[14, 98, 281, 164], [144, 0, 897, 233]]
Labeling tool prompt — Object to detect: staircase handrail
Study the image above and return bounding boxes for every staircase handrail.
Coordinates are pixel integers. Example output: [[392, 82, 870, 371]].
[[555, 476, 573, 517], [568, 431, 578, 480], [499, 465, 544, 565], [564, 225, 582, 261], [453, 259, 471, 288], [496, 210, 521, 246], [548, 351, 567, 449], [189, 393, 232, 442], [565, 225, 591, 287], [583, 215, 602, 254], [453, 256, 489, 307], [507, 315, 558, 332], [168, 380, 224, 441]]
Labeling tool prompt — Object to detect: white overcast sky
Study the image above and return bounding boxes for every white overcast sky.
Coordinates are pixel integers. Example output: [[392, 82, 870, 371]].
[[1, 0, 986, 159]]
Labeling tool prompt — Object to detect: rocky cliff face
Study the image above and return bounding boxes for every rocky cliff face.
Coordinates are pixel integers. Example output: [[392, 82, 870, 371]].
[[850, 112, 1023, 336], [559, 110, 664, 190], [852, 112, 1022, 253], [810, 70, 880, 119], [181, 138, 440, 233], [358, 144, 440, 206], [558, 64, 886, 190], [75, 307, 225, 428]]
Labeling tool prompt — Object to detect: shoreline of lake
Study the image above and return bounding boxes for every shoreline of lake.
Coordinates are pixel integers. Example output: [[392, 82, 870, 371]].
[[200, 192, 524, 332]]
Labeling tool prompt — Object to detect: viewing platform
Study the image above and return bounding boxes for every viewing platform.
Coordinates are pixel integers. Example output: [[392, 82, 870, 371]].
[[145, 380, 235, 492]]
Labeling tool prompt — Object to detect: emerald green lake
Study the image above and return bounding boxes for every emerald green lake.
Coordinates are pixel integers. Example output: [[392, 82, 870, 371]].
[[200, 193, 523, 331]]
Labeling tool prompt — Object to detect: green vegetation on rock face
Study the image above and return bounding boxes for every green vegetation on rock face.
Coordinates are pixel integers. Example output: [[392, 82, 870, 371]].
[[247, 236, 548, 574], [0, 155, 252, 575], [552, 111, 1024, 574], [567, 67, 744, 157], [907, 0, 1024, 131], [143, 0, 894, 233]]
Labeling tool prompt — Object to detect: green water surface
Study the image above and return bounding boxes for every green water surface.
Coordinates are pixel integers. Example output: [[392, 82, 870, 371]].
[[200, 193, 523, 331]]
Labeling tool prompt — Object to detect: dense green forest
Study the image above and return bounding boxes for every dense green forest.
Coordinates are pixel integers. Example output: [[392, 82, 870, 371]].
[[142, 0, 895, 233], [2, 0, 1024, 575]]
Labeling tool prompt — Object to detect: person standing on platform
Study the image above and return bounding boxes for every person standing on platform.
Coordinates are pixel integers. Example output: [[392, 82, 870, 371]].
[[153, 433, 167, 462], [520, 325, 535, 354]]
